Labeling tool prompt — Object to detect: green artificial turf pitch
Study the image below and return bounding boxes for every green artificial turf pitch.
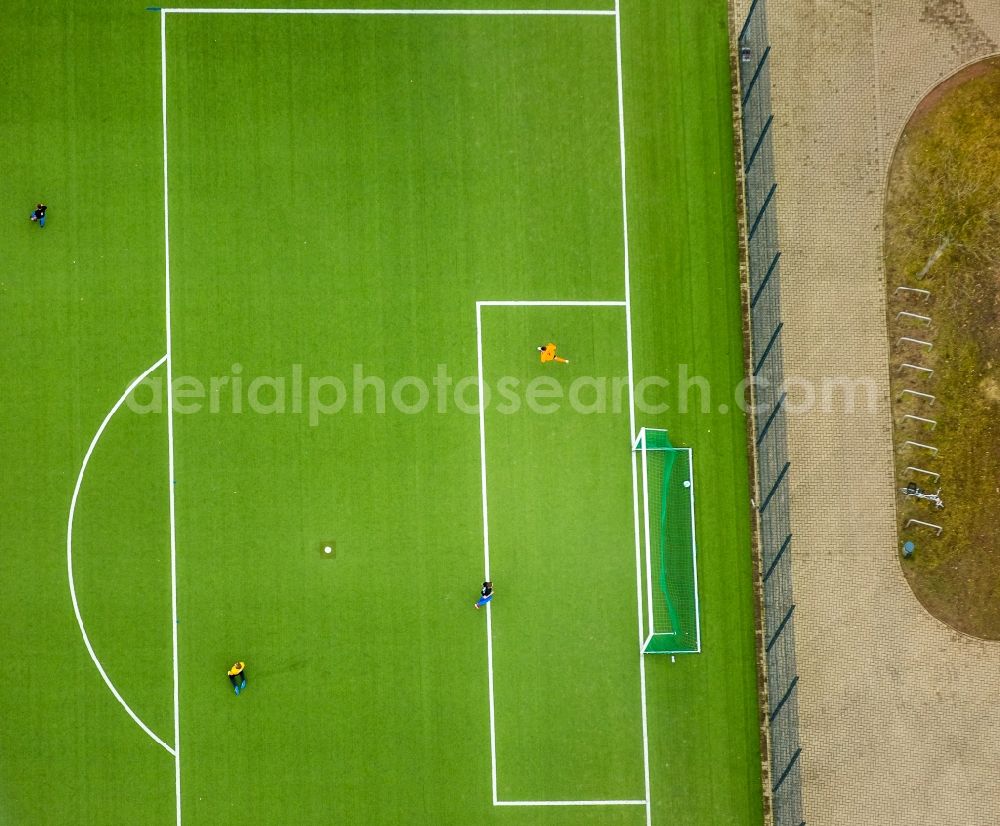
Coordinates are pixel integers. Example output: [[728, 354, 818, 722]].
[[0, 2, 763, 824]]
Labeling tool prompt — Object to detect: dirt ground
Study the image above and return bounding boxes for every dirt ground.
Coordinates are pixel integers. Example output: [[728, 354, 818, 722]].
[[732, 0, 1000, 824]]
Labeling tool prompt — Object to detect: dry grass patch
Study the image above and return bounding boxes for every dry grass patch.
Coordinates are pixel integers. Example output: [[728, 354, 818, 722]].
[[885, 57, 1000, 638]]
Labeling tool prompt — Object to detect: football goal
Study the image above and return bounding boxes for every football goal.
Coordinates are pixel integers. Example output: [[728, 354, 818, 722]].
[[633, 428, 701, 654]]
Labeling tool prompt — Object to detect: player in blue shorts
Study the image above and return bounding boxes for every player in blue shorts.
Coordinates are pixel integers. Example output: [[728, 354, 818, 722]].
[[474, 581, 494, 609], [29, 203, 47, 228]]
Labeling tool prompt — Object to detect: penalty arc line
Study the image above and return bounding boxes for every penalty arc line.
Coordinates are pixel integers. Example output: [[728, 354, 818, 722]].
[[66, 354, 174, 757]]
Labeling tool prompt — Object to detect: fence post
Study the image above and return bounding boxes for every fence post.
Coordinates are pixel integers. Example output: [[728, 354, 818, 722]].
[[735, 2, 805, 824]]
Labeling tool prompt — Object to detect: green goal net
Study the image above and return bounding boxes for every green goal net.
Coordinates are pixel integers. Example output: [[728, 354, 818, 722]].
[[634, 428, 700, 654]]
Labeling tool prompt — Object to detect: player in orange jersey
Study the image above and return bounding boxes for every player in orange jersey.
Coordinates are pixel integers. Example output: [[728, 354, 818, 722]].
[[537, 343, 569, 364]]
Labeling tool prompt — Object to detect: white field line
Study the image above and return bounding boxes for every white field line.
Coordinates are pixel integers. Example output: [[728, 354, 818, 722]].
[[158, 2, 637, 815], [639, 430, 655, 634], [475, 303, 499, 805], [485, 603, 498, 804], [614, 0, 653, 822], [66, 355, 173, 756], [493, 800, 646, 806], [686, 447, 702, 652], [161, 7, 616, 16], [160, 12, 183, 826], [476, 300, 626, 307]]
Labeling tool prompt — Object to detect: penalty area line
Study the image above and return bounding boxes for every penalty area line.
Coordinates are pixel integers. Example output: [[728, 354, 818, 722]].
[[477, 299, 627, 307], [158, 7, 616, 16], [475, 303, 499, 805], [493, 800, 646, 806], [477, 299, 647, 811]]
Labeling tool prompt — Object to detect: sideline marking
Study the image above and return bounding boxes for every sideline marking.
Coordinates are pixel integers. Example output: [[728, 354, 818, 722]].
[[66, 355, 173, 756], [613, 0, 653, 823], [160, 11, 183, 826], [160, 7, 616, 16]]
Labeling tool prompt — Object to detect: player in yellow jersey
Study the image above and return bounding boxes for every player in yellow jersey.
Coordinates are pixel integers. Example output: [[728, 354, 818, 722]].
[[228, 661, 247, 695], [537, 343, 569, 364]]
